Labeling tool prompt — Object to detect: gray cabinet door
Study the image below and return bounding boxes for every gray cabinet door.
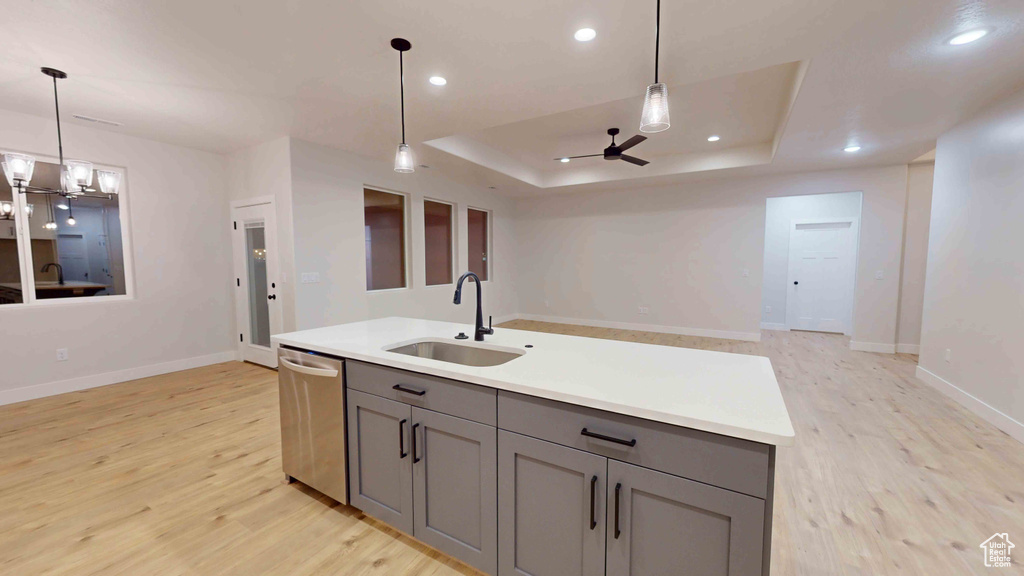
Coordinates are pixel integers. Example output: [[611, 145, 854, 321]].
[[498, 430, 607, 576], [347, 389, 414, 535], [412, 407, 497, 575], [606, 460, 765, 576]]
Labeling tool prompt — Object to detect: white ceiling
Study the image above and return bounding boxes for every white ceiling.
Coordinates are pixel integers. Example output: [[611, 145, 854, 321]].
[[0, 0, 1022, 196]]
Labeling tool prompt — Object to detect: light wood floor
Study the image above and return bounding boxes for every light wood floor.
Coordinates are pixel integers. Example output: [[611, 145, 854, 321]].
[[1, 322, 1021, 575]]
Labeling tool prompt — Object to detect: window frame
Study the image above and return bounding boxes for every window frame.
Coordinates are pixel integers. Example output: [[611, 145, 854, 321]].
[[467, 206, 492, 282], [422, 197, 457, 287], [363, 186, 411, 292], [0, 149, 135, 309]]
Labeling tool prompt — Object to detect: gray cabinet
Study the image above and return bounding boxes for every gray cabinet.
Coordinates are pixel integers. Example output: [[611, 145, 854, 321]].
[[606, 460, 765, 576], [412, 407, 498, 575], [347, 389, 414, 534], [498, 430, 607, 576]]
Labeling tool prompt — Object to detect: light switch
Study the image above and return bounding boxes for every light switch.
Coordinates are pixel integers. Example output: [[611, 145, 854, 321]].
[[742, 268, 750, 278], [875, 270, 884, 280], [301, 272, 321, 284]]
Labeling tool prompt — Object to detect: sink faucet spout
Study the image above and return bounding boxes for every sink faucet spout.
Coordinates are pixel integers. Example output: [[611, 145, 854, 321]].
[[454, 271, 494, 341]]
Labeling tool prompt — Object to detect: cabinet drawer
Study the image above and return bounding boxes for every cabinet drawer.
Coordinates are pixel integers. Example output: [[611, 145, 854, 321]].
[[498, 391, 770, 499], [347, 360, 496, 426]]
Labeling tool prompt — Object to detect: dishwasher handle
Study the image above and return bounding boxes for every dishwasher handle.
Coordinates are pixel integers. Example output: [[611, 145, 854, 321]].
[[279, 358, 339, 378]]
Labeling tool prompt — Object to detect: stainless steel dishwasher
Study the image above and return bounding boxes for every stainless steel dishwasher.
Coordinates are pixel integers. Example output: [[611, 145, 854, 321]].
[[278, 347, 348, 504]]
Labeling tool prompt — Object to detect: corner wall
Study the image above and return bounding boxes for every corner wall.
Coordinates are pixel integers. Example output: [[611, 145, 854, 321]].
[[0, 109, 235, 404], [918, 87, 1024, 442]]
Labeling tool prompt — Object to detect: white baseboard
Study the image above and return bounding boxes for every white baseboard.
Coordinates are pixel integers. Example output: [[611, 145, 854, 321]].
[[760, 322, 789, 331], [896, 343, 920, 354], [515, 313, 761, 342], [0, 350, 240, 407], [916, 365, 1024, 444], [491, 313, 521, 326], [850, 341, 897, 353]]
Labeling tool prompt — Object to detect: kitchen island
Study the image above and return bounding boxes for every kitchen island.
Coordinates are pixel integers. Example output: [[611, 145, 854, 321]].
[[272, 317, 793, 576]]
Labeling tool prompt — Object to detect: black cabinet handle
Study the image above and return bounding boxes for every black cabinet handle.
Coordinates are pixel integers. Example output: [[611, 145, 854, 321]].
[[614, 482, 622, 539], [267, 294, 276, 300], [393, 384, 426, 396], [589, 475, 598, 530], [398, 419, 408, 459], [412, 423, 421, 463], [581, 428, 637, 447], [793, 281, 799, 285]]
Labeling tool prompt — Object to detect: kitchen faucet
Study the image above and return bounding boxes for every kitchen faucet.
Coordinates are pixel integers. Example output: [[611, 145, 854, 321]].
[[41, 262, 64, 285], [453, 271, 493, 341]]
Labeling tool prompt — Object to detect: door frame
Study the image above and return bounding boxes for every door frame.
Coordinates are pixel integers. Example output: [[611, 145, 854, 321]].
[[784, 217, 860, 335], [231, 196, 283, 367]]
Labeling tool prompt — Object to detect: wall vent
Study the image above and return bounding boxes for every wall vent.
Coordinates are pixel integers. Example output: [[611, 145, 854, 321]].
[[72, 114, 123, 127]]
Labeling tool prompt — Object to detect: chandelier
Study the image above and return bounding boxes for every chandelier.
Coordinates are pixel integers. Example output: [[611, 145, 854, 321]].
[[2, 68, 122, 227]]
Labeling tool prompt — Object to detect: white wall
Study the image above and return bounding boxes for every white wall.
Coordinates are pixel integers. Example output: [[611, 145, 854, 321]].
[[0, 108, 235, 403], [918, 87, 1024, 442], [226, 137, 297, 332], [761, 191, 863, 329], [289, 139, 518, 331], [515, 166, 909, 346], [895, 162, 934, 353]]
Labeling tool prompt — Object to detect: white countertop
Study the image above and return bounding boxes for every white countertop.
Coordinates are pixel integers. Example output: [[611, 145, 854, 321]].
[[272, 317, 795, 446]]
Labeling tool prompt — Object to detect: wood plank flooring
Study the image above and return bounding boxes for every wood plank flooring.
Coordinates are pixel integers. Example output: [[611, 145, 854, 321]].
[[0, 321, 1021, 575]]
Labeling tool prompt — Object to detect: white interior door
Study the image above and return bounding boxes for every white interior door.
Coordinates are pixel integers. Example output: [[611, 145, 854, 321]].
[[231, 200, 282, 367], [786, 219, 858, 334]]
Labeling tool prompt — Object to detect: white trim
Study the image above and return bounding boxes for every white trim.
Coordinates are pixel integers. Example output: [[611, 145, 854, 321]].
[[896, 343, 920, 354], [850, 341, 897, 353], [516, 314, 761, 342], [0, 351, 239, 407], [760, 322, 789, 331], [916, 366, 1024, 445]]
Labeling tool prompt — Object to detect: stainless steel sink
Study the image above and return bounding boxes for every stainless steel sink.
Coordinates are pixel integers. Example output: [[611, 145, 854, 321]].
[[385, 339, 524, 367]]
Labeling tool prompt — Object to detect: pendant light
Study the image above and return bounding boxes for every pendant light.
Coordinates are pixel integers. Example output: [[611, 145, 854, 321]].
[[639, 0, 670, 133], [391, 38, 415, 173], [1, 68, 122, 210]]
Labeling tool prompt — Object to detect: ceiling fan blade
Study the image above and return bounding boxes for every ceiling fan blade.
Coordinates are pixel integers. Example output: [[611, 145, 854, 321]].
[[554, 154, 604, 160], [620, 154, 649, 167], [617, 135, 647, 152]]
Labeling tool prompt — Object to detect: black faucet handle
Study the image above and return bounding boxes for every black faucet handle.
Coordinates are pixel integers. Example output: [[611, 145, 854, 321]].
[[485, 315, 494, 334]]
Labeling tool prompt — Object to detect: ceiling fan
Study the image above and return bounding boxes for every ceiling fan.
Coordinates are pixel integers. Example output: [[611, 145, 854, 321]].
[[555, 128, 650, 166]]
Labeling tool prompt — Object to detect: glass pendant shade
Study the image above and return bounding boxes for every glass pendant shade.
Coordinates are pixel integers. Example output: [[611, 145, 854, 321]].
[[97, 170, 122, 195], [640, 83, 670, 133], [0, 201, 12, 216], [2, 152, 36, 186], [24, 203, 34, 217], [394, 143, 415, 173], [64, 159, 94, 189]]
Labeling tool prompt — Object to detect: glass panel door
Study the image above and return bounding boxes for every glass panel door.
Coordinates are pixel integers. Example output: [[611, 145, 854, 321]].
[[245, 221, 271, 348]]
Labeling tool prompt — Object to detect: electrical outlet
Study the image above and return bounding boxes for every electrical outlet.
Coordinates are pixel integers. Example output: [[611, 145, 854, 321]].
[[638, 306, 650, 315], [765, 305, 772, 314], [875, 270, 884, 280], [742, 268, 750, 278], [56, 348, 69, 362], [945, 348, 951, 362]]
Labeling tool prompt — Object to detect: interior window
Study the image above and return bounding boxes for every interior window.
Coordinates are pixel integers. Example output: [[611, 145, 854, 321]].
[[468, 208, 489, 281], [364, 188, 407, 290], [1, 158, 127, 303], [424, 200, 454, 286]]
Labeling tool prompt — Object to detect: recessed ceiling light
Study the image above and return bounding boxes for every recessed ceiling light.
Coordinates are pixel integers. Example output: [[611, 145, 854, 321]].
[[707, 135, 721, 142], [560, 157, 571, 163], [948, 28, 990, 46], [844, 145, 862, 153], [429, 76, 447, 86], [56, 203, 69, 210], [574, 28, 597, 42], [488, 186, 497, 189]]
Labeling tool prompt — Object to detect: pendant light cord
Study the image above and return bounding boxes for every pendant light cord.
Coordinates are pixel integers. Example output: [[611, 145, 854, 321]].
[[399, 51, 406, 144], [52, 76, 64, 167], [654, 0, 660, 83]]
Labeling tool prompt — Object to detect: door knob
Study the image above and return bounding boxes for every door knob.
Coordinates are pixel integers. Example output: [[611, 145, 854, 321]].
[[268, 294, 276, 300]]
